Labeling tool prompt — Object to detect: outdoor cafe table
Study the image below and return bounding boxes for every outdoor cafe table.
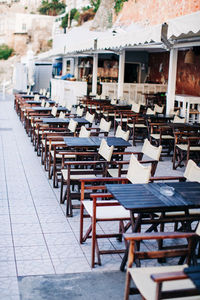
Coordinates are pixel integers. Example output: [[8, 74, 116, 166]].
[[21, 94, 47, 99], [106, 181, 200, 270], [31, 107, 69, 114], [26, 100, 55, 105], [42, 117, 90, 126], [184, 266, 200, 292], [63, 137, 131, 148]]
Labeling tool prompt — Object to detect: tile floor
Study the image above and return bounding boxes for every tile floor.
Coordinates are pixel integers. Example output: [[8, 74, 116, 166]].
[[0, 95, 185, 299]]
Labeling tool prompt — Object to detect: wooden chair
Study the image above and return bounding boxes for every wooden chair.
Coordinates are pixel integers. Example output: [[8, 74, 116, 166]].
[[173, 130, 200, 169], [80, 155, 152, 268], [150, 123, 174, 156], [108, 139, 162, 178], [115, 125, 130, 141], [49, 126, 91, 187], [127, 115, 148, 146], [124, 223, 200, 300], [173, 115, 186, 123], [60, 139, 114, 216]]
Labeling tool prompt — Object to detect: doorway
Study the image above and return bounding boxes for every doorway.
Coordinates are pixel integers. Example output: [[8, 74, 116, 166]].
[[124, 63, 140, 83]]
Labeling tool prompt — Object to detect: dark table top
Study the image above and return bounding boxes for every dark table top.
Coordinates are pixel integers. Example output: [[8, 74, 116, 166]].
[[106, 182, 200, 213], [169, 122, 200, 130], [26, 100, 55, 105], [91, 137, 131, 147], [145, 114, 174, 121], [21, 95, 47, 99], [184, 266, 200, 292], [63, 137, 131, 148], [42, 117, 89, 125], [31, 107, 68, 112]]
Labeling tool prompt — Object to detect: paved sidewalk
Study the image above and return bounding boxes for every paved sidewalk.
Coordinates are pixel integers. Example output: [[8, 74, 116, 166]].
[[0, 95, 184, 299]]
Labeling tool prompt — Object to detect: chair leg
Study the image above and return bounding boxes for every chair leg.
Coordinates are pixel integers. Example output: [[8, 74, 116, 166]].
[[91, 213, 97, 268], [124, 271, 131, 300], [60, 175, 64, 204]]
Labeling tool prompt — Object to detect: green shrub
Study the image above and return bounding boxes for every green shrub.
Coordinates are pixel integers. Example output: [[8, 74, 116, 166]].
[[0, 44, 13, 60]]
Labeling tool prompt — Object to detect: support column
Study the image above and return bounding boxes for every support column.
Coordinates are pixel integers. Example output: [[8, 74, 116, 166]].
[[117, 50, 125, 99], [92, 53, 98, 95], [74, 57, 79, 79], [166, 48, 178, 115], [62, 57, 67, 76]]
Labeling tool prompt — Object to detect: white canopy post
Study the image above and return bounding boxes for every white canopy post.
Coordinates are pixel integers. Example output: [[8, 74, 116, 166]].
[[74, 57, 79, 79], [117, 50, 125, 99], [92, 53, 98, 95], [166, 48, 178, 115]]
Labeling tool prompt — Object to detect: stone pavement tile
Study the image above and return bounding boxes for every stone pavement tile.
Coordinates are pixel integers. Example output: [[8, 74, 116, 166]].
[[12, 223, 42, 235], [9, 206, 35, 215], [52, 257, 91, 274], [40, 221, 71, 234], [0, 277, 20, 300], [0, 247, 15, 261], [35, 205, 64, 215], [13, 233, 46, 247], [16, 260, 55, 276], [44, 233, 78, 246], [0, 261, 17, 277], [38, 214, 67, 223], [48, 244, 85, 260], [0, 222, 11, 234], [10, 214, 39, 224], [15, 245, 50, 261], [0, 234, 13, 247]]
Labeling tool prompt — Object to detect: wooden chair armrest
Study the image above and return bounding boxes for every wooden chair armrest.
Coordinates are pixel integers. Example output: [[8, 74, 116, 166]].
[[150, 176, 186, 182], [124, 231, 196, 241], [79, 177, 129, 183], [151, 271, 187, 283]]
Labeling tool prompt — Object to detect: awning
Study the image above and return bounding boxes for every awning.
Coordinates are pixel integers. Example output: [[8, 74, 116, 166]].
[[97, 24, 162, 50], [167, 11, 200, 40]]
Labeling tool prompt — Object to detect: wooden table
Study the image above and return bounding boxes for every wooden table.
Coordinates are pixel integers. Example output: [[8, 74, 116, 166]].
[[184, 266, 200, 292], [107, 182, 200, 270], [42, 117, 89, 126], [63, 137, 131, 148], [26, 100, 55, 105]]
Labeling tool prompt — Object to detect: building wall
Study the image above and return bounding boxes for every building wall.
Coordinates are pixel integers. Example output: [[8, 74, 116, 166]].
[[117, 0, 200, 26], [148, 51, 200, 96]]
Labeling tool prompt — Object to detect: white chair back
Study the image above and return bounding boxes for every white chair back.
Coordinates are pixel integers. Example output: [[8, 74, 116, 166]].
[[184, 160, 200, 183], [98, 139, 114, 162], [41, 99, 45, 107], [146, 107, 156, 115], [127, 154, 151, 184], [34, 94, 40, 101], [131, 103, 141, 113], [39, 89, 43, 94], [99, 118, 111, 133], [45, 102, 50, 108], [142, 139, 162, 161], [59, 111, 65, 119], [68, 119, 78, 133], [66, 102, 72, 112], [51, 106, 57, 117], [196, 223, 200, 236], [154, 104, 164, 114], [85, 112, 95, 124], [173, 115, 186, 123], [76, 106, 84, 117], [79, 126, 91, 138], [115, 125, 129, 141], [46, 91, 50, 98], [42, 89, 47, 96]]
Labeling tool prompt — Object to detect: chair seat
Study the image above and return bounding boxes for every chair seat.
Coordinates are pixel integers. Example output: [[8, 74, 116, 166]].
[[129, 264, 196, 300], [116, 118, 127, 123], [83, 200, 130, 219], [61, 169, 97, 181], [150, 134, 174, 140], [50, 151, 76, 159], [103, 113, 115, 117], [177, 144, 200, 151], [41, 140, 64, 146], [128, 124, 147, 128], [108, 168, 126, 178]]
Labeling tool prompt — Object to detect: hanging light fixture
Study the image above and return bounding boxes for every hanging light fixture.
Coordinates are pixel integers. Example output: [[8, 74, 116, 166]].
[[184, 48, 195, 64]]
